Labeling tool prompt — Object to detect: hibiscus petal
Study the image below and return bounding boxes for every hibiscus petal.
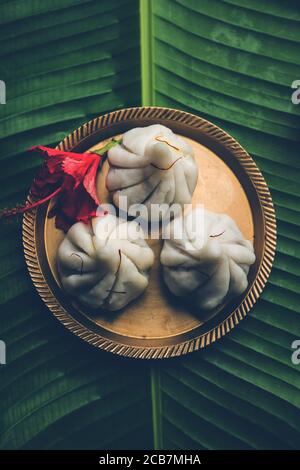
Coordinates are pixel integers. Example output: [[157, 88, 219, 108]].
[[1, 143, 115, 232]]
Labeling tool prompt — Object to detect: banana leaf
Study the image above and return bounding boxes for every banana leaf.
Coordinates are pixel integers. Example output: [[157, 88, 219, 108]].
[[0, 0, 153, 450], [144, 0, 300, 450], [1, 0, 300, 451]]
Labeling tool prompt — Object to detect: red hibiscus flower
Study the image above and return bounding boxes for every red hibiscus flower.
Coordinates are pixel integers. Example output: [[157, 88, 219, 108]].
[[0, 139, 120, 232]]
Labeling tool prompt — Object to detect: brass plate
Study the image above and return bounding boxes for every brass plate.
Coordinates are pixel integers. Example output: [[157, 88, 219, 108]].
[[23, 107, 276, 359]]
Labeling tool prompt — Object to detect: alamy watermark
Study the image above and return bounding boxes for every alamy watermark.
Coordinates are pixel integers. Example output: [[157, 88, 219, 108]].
[[0, 80, 6, 104], [291, 340, 300, 365], [95, 200, 205, 250], [291, 80, 300, 105], [0, 340, 6, 365]]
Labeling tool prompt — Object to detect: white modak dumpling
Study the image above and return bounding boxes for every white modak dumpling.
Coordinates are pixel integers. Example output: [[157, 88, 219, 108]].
[[57, 215, 154, 311], [160, 208, 256, 311], [105, 124, 198, 220]]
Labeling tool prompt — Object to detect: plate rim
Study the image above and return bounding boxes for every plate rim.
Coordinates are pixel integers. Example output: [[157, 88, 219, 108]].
[[22, 106, 277, 359]]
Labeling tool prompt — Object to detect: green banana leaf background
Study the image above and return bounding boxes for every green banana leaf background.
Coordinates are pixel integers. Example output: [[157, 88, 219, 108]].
[[0, 0, 299, 450]]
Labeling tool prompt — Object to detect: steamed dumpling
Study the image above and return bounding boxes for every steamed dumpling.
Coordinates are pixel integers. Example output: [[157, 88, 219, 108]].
[[57, 215, 154, 311], [160, 208, 256, 311], [105, 124, 198, 220]]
